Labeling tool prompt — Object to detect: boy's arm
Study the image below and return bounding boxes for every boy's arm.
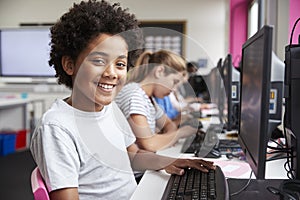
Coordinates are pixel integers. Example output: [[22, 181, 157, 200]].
[[49, 188, 79, 200], [128, 114, 197, 152], [127, 143, 215, 175]]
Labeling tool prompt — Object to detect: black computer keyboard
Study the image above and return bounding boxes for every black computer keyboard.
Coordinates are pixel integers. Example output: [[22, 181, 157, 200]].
[[161, 166, 229, 200], [216, 139, 242, 155], [181, 123, 241, 158]]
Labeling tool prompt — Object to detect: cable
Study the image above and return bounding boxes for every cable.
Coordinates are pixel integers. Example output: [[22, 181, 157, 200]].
[[282, 112, 295, 179], [267, 155, 295, 162], [266, 135, 293, 162], [269, 138, 285, 148], [267, 145, 291, 151], [289, 17, 300, 46], [284, 161, 295, 179], [229, 170, 253, 197], [267, 150, 291, 154]]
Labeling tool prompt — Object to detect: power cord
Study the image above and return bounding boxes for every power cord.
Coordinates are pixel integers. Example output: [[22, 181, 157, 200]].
[[229, 170, 253, 197], [283, 113, 295, 179]]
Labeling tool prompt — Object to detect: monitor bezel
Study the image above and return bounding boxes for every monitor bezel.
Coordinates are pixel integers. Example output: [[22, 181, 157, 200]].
[[221, 54, 233, 131], [238, 25, 273, 179]]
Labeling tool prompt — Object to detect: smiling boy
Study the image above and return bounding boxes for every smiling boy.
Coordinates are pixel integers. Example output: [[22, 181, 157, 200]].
[[30, 1, 214, 199]]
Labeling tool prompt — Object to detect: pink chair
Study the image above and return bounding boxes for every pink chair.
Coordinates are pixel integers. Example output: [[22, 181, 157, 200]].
[[31, 167, 50, 200]]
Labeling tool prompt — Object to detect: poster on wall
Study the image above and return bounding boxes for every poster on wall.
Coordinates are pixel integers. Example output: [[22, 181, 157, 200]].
[[139, 21, 186, 56]]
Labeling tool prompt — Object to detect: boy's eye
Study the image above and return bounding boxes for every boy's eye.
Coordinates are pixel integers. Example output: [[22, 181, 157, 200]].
[[117, 62, 127, 68], [91, 59, 106, 65]]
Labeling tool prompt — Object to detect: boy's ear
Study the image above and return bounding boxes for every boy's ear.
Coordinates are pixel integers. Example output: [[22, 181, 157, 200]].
[[62, 56, 75, 75], [154, 65, 165, 78]]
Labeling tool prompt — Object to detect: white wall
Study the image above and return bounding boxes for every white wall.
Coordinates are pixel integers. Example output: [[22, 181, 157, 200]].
[[264, 0, 289, 60], [0, 0, 228, 67], [276, 0, 289, 60]]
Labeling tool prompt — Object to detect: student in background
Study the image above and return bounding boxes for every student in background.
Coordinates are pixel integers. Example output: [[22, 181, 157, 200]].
[[170, 79, 216, 115], [179, 61, 198, 98], [154, 94, 181, 125], [154, 73, 195, 127], [153, 70, 191, 126], [115, 50, 202, 152], [187, 61, 198, 76], [155, 70, 212, 127], [30, 1, 215, 199], [184, 61, 212, 102]]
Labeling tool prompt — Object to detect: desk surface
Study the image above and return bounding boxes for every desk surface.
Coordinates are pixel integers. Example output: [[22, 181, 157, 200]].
[[0, 96, 45, 108], [130, 132, 288, 200]]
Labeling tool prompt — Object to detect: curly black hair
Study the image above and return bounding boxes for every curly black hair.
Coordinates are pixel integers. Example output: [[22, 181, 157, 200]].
[[49, 0, 144, 89]]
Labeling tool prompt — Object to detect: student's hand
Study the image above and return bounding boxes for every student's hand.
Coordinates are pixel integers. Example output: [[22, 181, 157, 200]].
[[164, 158, 215, 175]]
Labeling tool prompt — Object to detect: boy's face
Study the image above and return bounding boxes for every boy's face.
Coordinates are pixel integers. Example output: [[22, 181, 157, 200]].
[[70, 34, 128, 111]]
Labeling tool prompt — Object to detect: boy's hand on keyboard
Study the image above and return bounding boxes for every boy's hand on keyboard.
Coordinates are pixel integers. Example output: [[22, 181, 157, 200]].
[[164, 158, 215, 175]]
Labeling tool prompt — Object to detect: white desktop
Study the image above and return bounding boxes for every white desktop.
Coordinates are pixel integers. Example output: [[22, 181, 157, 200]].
[[130, 118, 288, 200]]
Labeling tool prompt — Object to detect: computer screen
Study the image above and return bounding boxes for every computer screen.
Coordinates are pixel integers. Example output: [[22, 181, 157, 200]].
[[206, 58, 223, 105], [238, 25, 273, 179], [219, 54, 240, 131], [188, 74, 210, 102], [0, 28, 55, 77]]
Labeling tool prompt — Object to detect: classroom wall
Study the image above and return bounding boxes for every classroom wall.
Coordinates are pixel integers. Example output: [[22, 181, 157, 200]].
[[0, 0, 228, 67], [264, 0, 289, 61], [276, 0, 289, 60]]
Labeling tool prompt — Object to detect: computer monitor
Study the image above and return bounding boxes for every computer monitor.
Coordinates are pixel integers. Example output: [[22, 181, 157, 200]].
[[219, 54, 240, 131], [284, 42, 300, 179], [188, 74, 210, 102], [188, 58, 224, 104], [0, 27, 55, 77], [232, 64, 240, 101], [208, 59, 223, 101], [238, 25, 273, 179]]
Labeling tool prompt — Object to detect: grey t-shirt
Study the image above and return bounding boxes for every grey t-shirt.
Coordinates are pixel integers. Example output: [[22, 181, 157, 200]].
[[30, 100, 137, 199]]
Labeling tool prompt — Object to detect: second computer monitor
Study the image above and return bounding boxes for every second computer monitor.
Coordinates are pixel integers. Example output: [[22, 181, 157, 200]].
[[238, 25, 273, 179], [220, 54, 240, 131]]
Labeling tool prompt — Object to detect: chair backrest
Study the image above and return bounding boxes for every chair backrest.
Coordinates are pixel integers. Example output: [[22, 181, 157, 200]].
[[31, 167, 50, 200]]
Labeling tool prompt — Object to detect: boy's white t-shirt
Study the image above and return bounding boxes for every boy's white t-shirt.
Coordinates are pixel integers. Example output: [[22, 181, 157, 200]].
[[30, 99, 137, 199]]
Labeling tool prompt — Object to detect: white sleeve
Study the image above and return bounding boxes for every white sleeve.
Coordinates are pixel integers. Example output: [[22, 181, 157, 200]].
[[30, 124, 80, 192]]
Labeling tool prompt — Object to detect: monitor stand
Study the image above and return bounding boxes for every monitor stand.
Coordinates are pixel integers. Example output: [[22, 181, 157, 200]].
[[227, 178, 284, 200]]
